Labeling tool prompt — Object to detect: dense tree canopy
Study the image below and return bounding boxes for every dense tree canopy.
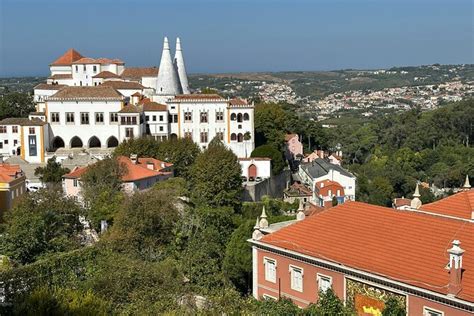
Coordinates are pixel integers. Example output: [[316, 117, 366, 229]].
[[251, 144, 286, 175], [189, 137, 242, 208], [0, 190, 83, 265], [0, 92, 35, 120]]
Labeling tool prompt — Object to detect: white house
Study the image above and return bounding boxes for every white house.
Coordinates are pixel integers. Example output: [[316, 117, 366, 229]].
[[298, 158, 356, 201], [239, 157, 271, 181]]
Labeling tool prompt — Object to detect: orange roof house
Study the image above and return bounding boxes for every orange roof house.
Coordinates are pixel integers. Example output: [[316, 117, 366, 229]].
[[62, 155, 174, 200], [249, 189, 474, 314], [0, 163, 26, 213]]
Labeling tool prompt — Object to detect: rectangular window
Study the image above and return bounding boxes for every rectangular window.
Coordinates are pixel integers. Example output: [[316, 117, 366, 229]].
[[0, 126, 6, 133], [66, 112, 75, 123], [262, 294, 277, 301], [200, 131, 208, 143], [0, 142, 2, 149], [200, 112, 208, 123], [145, 115, 150, 121], [110, 112, 118, 123], [290, 265, 303, 292], [4, 140, 8, 145], [95, 112, 104, 124], [14, 140, 18, 145], [423, 307, 444, 316], [75, 65, 78, 73], [73, 179, 78, 187], [264, 258, 277, 283], [216, 131, 224, 141], [184, 131, 192, 139], [317, 274, 332, 293], [173, 114, 178, 123], [184, 111, 192, 122], [83, 65, 86, 71], [93, 65, 97, 72], [29, 127, 35, 134], [51, 112, 60, 123], [216, 111, 224, 122], [125, 128, 134, 138], [159, 126, 164, 132], [28, 135, 37, 156], [12, 126, 18, 133], [159, 115, 163, 122], [80, 113, 89, 125]]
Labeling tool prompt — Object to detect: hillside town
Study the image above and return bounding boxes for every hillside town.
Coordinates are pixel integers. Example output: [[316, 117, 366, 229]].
[[0, 6, 473, 314]]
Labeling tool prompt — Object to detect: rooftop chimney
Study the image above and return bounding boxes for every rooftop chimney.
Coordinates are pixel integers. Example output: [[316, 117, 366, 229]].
[[146, 162, 154, 170], [296, 199, 305, 221], [447, 240, 465, 296], [130, 154, 138, 165]]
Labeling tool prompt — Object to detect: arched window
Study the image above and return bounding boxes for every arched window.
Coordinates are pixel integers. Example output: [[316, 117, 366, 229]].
[[231, 133, 237, 141], [243, 113, 250, 121], [230, 113, 237, 121], [88, 136, 101, 148], [237, 133, 243, 142], [237, 113, 243, 122], [70, 136, 83, 148], [107, 136, 119, 148]]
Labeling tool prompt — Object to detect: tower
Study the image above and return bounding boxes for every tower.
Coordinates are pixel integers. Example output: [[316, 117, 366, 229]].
[[155, 37, 180, 97], [174, 37, 190, 94]]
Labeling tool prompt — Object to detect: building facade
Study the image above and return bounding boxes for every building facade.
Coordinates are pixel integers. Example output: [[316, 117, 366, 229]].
[[0, 162, 26, 215], [249, 188, 474, 315], [1, 37, 255, 163]]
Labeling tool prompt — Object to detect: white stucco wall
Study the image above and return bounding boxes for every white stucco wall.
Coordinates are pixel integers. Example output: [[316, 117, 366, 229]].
[[239, 158, 271, 179]]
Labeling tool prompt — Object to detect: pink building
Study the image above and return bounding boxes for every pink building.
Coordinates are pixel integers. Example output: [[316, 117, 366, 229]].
[[62, 155, 173, 201], [284, 134, 303, 161], [250, 189, 474, 315]]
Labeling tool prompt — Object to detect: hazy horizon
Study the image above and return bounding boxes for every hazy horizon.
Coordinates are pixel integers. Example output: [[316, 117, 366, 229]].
[[1, 0, 473, 77]]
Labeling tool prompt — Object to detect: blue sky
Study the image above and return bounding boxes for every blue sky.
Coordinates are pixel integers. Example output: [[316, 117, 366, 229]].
[[0, 0, 472, 77]]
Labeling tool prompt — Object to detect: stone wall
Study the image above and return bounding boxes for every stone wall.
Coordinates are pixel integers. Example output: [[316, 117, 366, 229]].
[[242, 169, 291, 202]]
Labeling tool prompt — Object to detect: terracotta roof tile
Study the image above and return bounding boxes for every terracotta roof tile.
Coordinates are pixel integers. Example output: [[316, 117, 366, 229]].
[[118, 105, 142, 113], [121, 67, 159, 79], [421, 190, 474, 220], [143, 102, 167, 112], [0, 118, 47, 126], [0, 164, 24, 183], [101, 81, 144, 90], [260, 200, 474, 302], [48, 74, 73, 80], [63, 166, 88, 179], [92, 71, 121, 79], [172, 94, 225, 101], [50, 49, 84, 66], [72, 57, 99, 64], [95, 58, 124, 65], [48, 86, 123, 100], [34, 83, 66, 90], [229, 98, 248, 105]]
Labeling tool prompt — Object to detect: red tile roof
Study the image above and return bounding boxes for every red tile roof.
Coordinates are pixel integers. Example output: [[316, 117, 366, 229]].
[[101, 81, 144, 90], [260, 201, 474, 302], [117, 156, 172, 181], [143, 102, 167, 112], [315, 179, 344, 196], [50, 49, 84, 66], [229, 98, 248, 105], [95, 58, 124, 65], [63, 166, 88, 179], [92, 71, 121, 79], [72, 57, 99, 64], [48, 86, 123, 100], [172, 94, 225, 101], [48, 74, 73, 80], [34, 83, 66, 90], [421, 190, 474, 220], [63, 157, 173, 182], [0, 164, 23, 183], [121, 67, 159, 79]]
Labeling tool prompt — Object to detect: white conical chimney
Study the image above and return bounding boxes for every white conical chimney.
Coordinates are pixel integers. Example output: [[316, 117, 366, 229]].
[[174, 37, 190, 94], [156, 37, 180, 96]]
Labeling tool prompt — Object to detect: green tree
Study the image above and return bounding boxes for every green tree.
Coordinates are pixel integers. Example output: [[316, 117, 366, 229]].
[[13, 287, 110, 316], [34, 156, 70, 185], [254, 102, 291, 147], [80, 157, 124, 229], [156, 137, 200, 179], [106, 189, 179, 260], [251, 144, 286, 175], [311, 288, 354, 315], [0, 190, 82, 264], [222, 219, 255, 294], [189, 137, 242, 208], [0, 92, 35, 120]]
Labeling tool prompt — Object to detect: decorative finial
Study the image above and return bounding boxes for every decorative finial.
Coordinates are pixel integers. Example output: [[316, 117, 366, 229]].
[[259, 206, 268, 229], [252, 217, 263, 240], [463, 175, 471, 190], [410, 182, 422, 209]]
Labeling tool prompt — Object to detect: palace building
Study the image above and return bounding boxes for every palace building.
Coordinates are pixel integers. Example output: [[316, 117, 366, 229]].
[[0, 37, 254, 163]]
